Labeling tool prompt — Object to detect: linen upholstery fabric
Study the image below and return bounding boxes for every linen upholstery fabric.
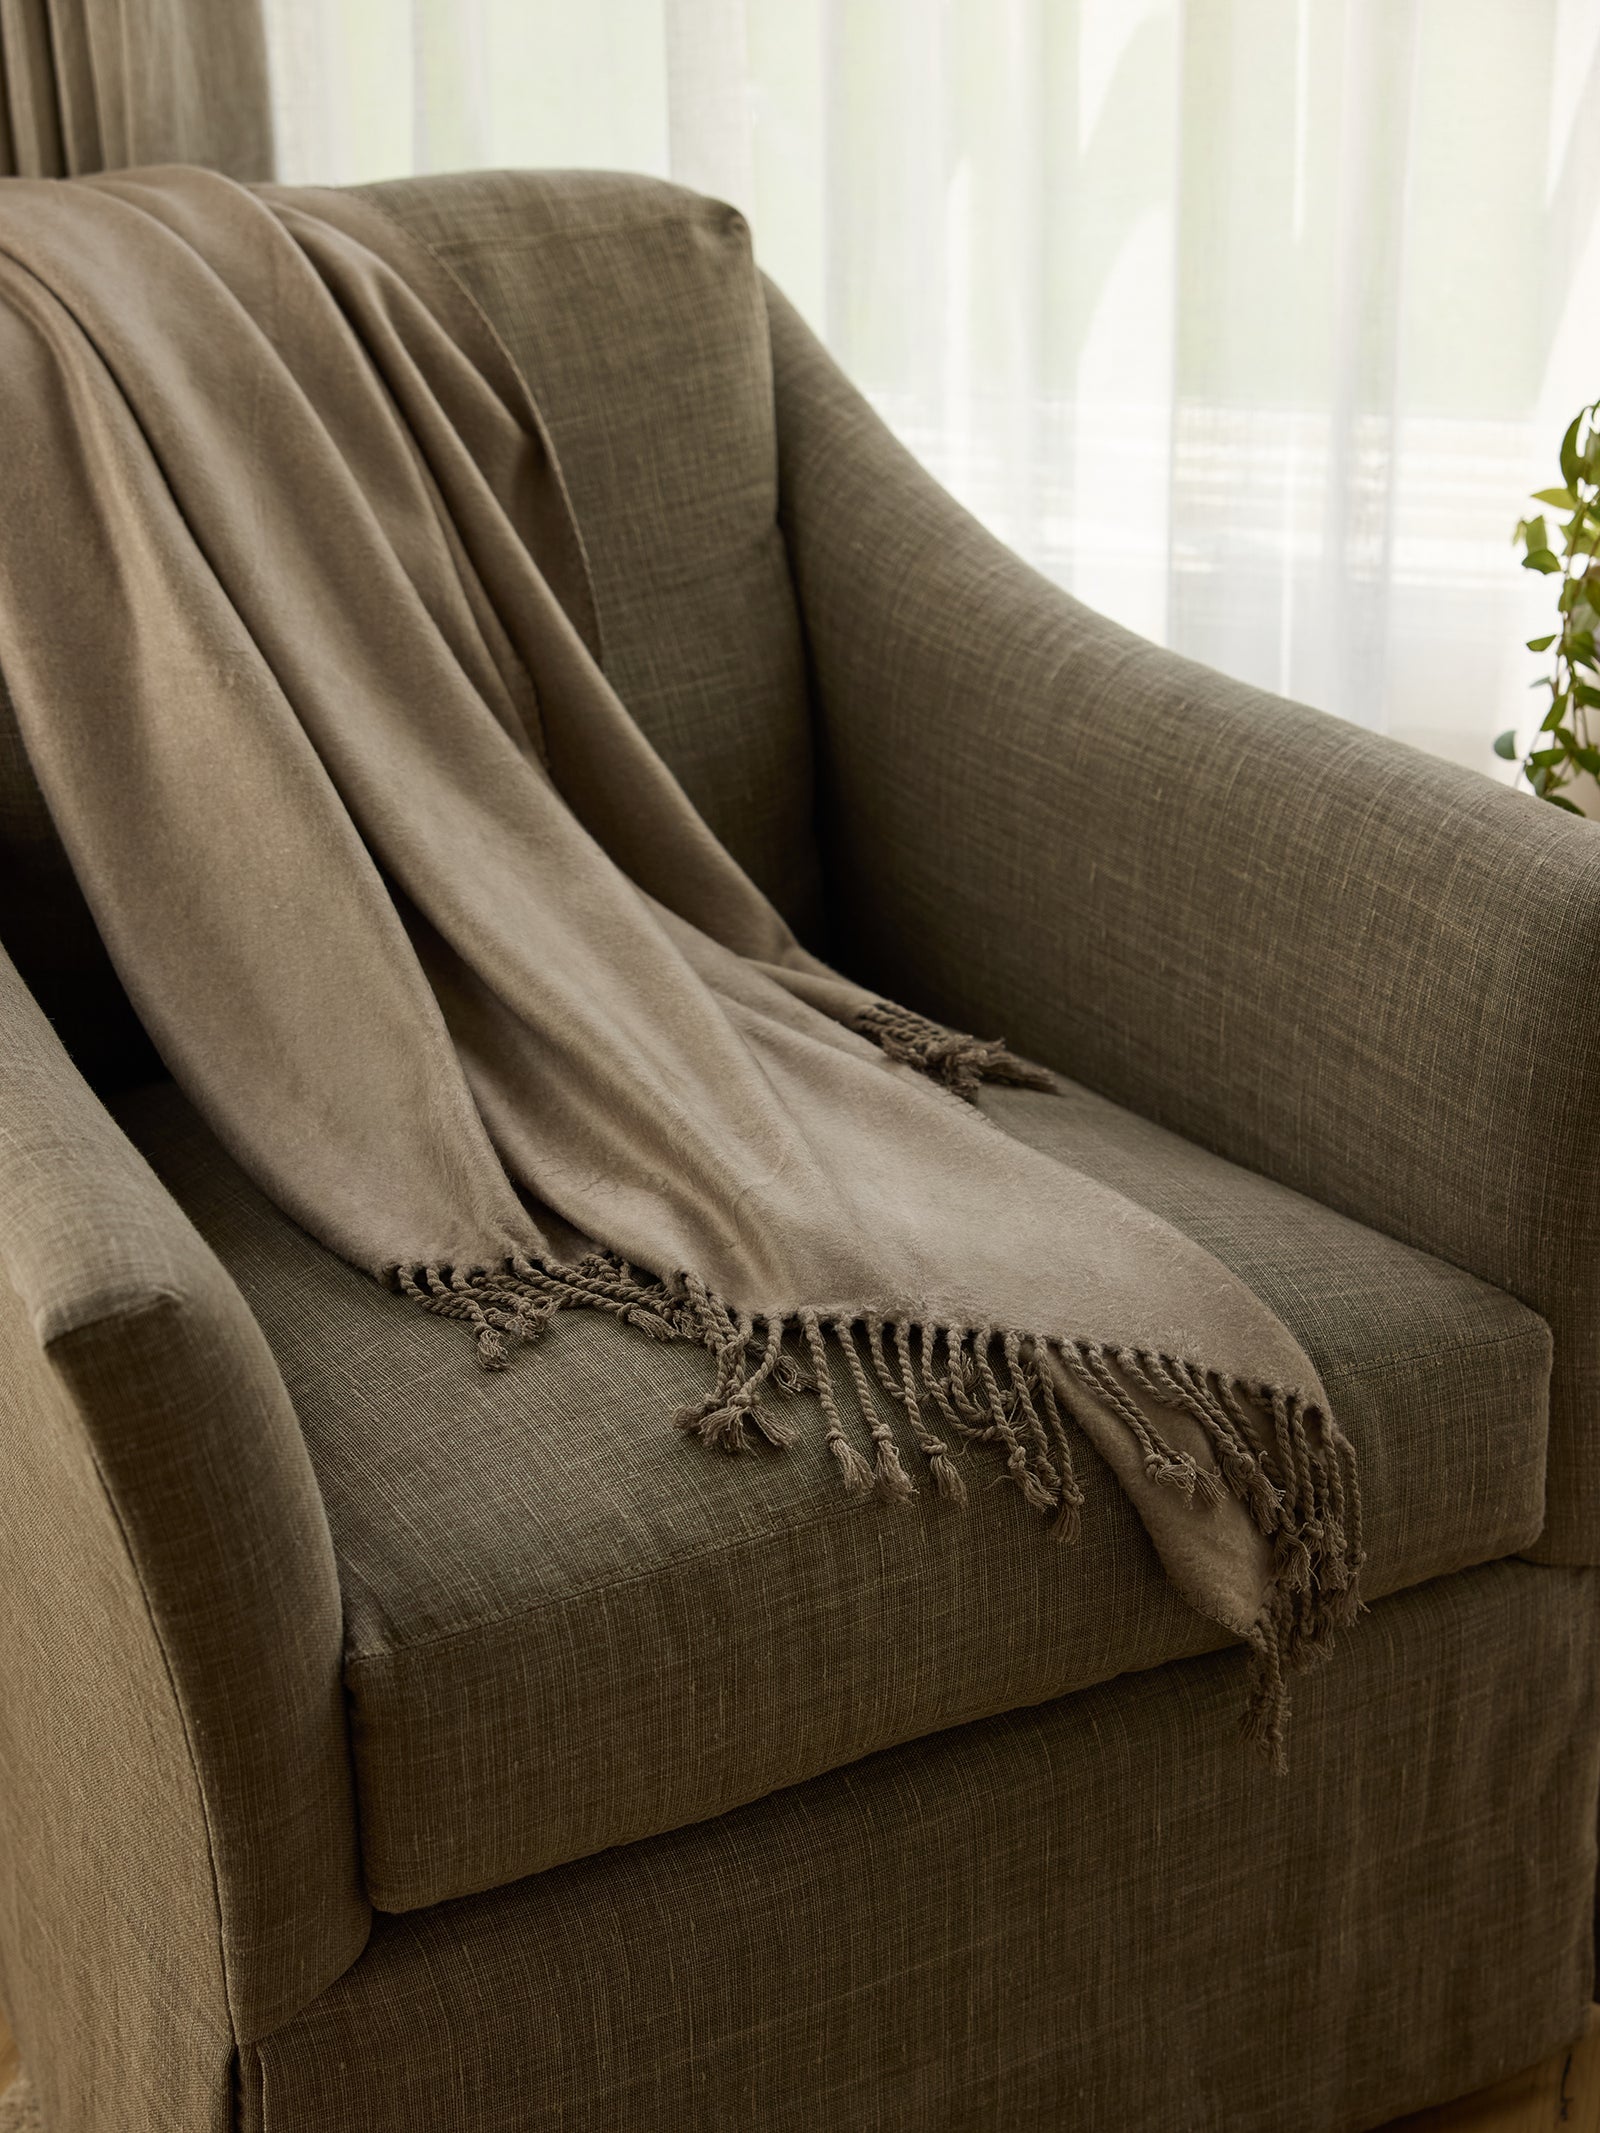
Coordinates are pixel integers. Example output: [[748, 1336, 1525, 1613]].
[[0, 168, 813, 1094], [0, 941, 366, 2133], [355, 170, 824, 941], [115, 1069, 1547, 1909], [0, 0, 272, 179], [0, 170, 1365, 1739], [0, 164, 1591, 2133], [763, 279, 1600, 1569], [237, 1563, 1600, 2133], [0, 1278, 234, 2133], [0, 2076, 36, 2132]]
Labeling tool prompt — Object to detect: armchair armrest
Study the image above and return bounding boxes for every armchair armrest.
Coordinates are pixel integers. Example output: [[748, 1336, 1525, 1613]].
[[0, 942, 366, 2128], [766, 279, 1600, 1565]]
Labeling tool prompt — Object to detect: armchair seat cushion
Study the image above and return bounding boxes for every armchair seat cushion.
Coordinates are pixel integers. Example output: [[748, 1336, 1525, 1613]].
[[114, 1075, 1550, 1914]]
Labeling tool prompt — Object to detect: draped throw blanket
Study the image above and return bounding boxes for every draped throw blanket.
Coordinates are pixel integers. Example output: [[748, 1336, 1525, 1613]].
[[0, 169, 1363, 1764]]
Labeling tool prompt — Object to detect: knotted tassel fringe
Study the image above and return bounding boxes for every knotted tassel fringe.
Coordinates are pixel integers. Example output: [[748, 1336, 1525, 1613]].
[[849, 1000, 1055, 1102], [396, 1246, 1363, 1771]]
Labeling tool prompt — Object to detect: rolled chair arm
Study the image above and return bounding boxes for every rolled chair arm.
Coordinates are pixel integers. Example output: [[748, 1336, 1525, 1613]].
[[766, 278, 1600, 1565], [0, 942, 367, 2129]]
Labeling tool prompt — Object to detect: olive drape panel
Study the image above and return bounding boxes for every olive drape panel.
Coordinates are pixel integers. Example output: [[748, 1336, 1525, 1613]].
[[0, 0, 273, 178]]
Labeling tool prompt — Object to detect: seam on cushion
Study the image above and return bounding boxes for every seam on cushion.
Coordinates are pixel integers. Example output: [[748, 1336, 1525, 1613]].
[[1320, 1318, 1551, 1387], [361, 1553, 1588, 1911], [341, 1482, 962, 1667], [428, 209, 751, 263], [342, 1317, 1554, 1671]]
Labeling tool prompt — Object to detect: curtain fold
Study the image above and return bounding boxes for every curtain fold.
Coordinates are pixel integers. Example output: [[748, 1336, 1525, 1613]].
[[0, 0, 274, 178], [250, 0, 1600, 771]]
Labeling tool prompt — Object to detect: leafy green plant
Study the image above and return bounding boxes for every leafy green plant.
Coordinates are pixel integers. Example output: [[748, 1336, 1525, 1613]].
[[1495, 399, 1600, 813]]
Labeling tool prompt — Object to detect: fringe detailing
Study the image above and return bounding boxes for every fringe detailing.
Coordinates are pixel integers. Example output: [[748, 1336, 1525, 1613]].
[[396, 1248, 1364, 1771], [850, 1000, 1055, 1102]]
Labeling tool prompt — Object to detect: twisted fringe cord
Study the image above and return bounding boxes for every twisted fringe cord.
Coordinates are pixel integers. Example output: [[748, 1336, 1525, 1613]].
[[1026, 1344, 1086, 1543], [892, 1317, 967, 1504], [395, 1251, 1362, 1769], [836, 1316, 916, 1501], [850, 1001, 1055, 1103], [668, 1288, 795, 1453], [972, 1328, 1058, 1513], [1098, 1344, 1364, 1770], [801, 1307, 874, 1499]]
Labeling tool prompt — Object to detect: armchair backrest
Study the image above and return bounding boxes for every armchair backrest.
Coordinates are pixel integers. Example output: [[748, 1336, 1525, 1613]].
[[0, 169, 823, 1093]]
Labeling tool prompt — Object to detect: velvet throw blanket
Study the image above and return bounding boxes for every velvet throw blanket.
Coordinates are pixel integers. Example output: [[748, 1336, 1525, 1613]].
[[0, 169, 1362, 1761]]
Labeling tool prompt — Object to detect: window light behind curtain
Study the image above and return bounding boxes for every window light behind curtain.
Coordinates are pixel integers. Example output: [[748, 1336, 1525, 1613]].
[[263, 0, 1600, 777]]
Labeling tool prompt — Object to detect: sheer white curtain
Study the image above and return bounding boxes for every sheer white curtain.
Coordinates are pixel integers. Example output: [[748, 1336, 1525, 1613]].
[[263, 0, 1600, 774]]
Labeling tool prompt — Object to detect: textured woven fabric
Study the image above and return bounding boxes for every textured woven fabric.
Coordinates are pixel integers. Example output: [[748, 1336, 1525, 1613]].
[[240, 1562, 1600, 2133], [0, 943, 365, 2133], [0, 0, 272, 179], [0, 2076, 37, 2133], [0, 686, 160, 1092], [0, 1275, 239, 2133], [0, 169, 817, 1096], [765, 279, 1600, 1570], [0, 169, 1585, 2133], [0, 170, 1366, 1754], [118, 1067, 1547, 1912], [359, 170, 823, 941]]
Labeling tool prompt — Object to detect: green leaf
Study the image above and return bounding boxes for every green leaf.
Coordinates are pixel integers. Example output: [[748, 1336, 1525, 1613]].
[[1525, 514, 1552, 555], [1562, 412, 1584, 487], [1528, 632, 1558, 651], [1530, 745, 1568, 768], [1571, 745, 1600, 775], [1574, 681, 1600, 709], [1532, 765, 1552, 794], [1493, 728, 1520, 760], [1541, 697, 1569, 731], [1524, 548, 1562, 574], [1546, 793, 1585, 814], [1533, 486, 1579, 510]]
